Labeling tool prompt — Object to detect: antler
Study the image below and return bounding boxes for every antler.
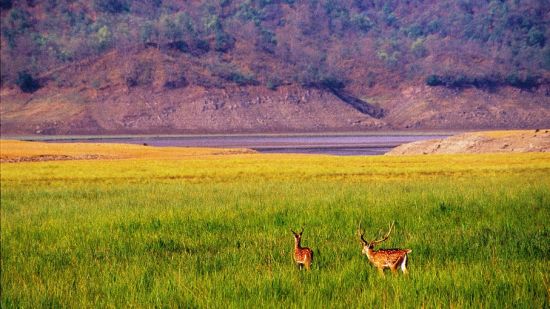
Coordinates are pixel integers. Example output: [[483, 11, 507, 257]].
[[371, 221, 394, 245], [358, 222, 368, 245], [300, 227, 304, 235]]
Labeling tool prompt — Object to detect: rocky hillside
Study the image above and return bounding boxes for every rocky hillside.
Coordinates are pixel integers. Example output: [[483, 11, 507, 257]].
[[1, 0, 550, 134], [386, 130, 550, 155]]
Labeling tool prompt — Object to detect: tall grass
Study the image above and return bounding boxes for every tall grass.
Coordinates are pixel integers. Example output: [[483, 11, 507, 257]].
[[1, 152, 549, 307]]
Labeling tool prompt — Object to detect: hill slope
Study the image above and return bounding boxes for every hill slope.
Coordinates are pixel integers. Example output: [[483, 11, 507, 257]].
[[1, 0, 550, 134]]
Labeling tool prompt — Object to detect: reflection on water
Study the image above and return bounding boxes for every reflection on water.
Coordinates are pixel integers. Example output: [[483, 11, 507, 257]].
[[47, 134, 449, 156]]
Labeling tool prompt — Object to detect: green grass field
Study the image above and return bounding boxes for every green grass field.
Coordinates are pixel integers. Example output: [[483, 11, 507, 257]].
[[1, 143, 549, 307]]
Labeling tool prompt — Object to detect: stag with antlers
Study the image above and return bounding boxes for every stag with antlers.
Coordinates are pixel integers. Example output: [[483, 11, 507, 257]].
[[358, 222, 412, 275], [291, 228, 314, 271]]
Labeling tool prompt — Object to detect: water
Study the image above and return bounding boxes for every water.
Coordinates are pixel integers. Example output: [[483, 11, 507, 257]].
[[44, 134, 450, 156]]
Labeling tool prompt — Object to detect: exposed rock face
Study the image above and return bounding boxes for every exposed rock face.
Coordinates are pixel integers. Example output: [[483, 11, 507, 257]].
[[385, 130, 550, 155], [2, 81, 550, 135], [0, 85, 384, 135]]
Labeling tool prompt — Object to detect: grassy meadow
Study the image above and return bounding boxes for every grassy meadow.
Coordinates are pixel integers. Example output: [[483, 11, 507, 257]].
[[1, 140, 549, 308]]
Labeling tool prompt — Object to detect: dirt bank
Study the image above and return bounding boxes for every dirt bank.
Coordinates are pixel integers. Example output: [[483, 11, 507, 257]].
[[385, 130, 550, 155]]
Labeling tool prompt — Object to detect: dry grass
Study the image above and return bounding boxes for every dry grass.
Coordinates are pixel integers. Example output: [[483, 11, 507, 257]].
[[0, 140, 255, 162]]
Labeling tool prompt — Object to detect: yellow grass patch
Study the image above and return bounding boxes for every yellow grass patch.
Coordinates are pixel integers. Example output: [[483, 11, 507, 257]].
[[0, 140, 255, 162]]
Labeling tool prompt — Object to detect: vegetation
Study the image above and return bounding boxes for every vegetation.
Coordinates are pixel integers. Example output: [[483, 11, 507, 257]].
[[125, 60, 155, 87], [1, 0, 548, 91], [425, 73, 540, 90], [209, 62, 259, 86], [15, 71, 40, 93], [1, 140, 549, 307]]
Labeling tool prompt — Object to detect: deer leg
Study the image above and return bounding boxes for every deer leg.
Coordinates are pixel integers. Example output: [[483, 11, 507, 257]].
[[305, 261, 311, 271], [378, 267, 385, 277], [401, 255, 409, 275]]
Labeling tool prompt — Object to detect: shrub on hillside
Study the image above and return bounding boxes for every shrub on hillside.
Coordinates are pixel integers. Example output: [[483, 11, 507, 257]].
[[94, 25, 113, 52], [125, 60, 155, 87], [164, 75, 188, 89], [351, 13, 373, 33], [426, 73, 540, 90], [2, 8, 33, 48], [425, 74, 443, 86], [16, 71, 40, 93], [411, 38, 428, 58], [527, 28, 546, 47], [266, 77, 282, 90], [0, 0, 12, 10], [209, 62, 258, 86], [505, 73, 538, 89], [94, 0, 129, 14], [227, 72, 258, 86], [214, 31, 235, 52], [256, 28, 277, 54], [195, 39, 210, 53], [166, 40, 189, 53], [320, 75, 346, 90]]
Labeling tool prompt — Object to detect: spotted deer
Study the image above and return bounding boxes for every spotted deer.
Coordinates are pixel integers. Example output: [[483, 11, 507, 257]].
[[291, 228, 313, 270], [358, 222, 412, 275]]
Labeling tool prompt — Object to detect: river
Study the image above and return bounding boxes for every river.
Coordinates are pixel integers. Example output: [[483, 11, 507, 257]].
[[33, 133, 451, 156]]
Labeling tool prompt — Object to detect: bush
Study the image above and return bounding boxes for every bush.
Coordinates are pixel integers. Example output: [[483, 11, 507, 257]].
[[426, 19, 442, 34], [320, 75, 346, 90], [139, 22, 158, 44], [195, 40, 210, 52], [95, 25, 112, 52], [16, 71, 40, 93], [377, 49, 400, 67], [505, 73, 538, 89], [160, 15, 183, 42], [125, 60, 154, 87], [426, 74, 443, 86], [527, 28, 546, 47], [426, 73, 539, 90], [94, 0, 129, 14], [266, 77, 282, 90], [164, 75, 187, 89], [257, 28, 277, 53], [227, 72, 258, 86], [209, 62, 258, 86], [214, 32, 235, 52], [166, 41, 189, 53], [411, 38, 427, 58], [404, 23, 424, 38], [0, 0, 12, 10], [351, 13, 373, 33], [296, 65, 347, 90]]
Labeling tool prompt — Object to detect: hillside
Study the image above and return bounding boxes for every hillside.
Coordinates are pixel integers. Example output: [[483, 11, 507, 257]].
[[1, 0, 550, 134], [385, 129, 550, 155]]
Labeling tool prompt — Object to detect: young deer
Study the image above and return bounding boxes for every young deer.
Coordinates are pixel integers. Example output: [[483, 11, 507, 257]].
[[358, 222, 412, 275], [291, 228, 314, 271]]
